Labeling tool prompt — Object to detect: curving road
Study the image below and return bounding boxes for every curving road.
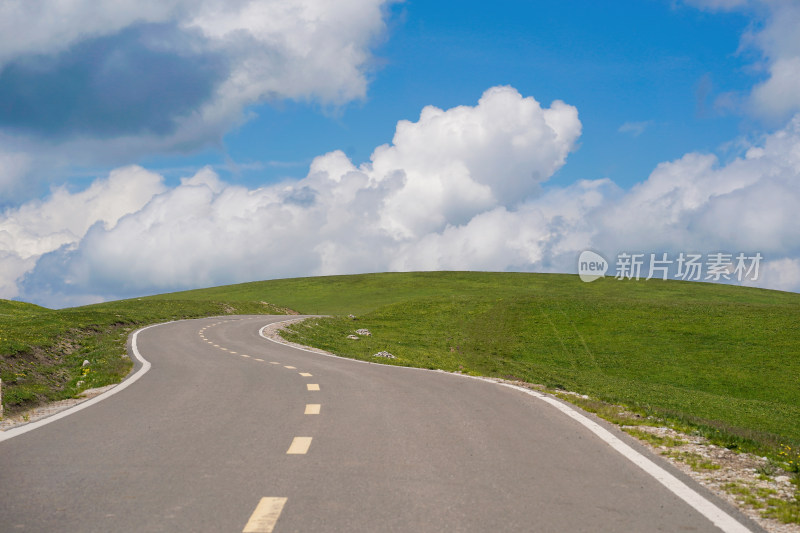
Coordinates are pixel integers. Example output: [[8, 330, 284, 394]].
[[0, 316, 762, 532]]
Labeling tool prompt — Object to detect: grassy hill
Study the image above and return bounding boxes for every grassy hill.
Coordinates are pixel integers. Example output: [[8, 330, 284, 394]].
[[2, 272, 799, 457]]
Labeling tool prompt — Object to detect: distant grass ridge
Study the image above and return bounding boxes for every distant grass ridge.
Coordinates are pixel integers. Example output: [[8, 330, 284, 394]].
[[2, 272, 798, 458]]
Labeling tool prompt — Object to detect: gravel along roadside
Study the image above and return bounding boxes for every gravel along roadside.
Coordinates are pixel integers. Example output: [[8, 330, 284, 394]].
[[0, 384, 116, 432]]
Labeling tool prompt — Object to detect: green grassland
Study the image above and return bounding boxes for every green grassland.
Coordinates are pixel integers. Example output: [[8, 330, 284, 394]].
[[2, 271, 799, 458]]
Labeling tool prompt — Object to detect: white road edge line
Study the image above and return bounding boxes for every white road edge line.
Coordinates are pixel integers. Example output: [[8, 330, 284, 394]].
[[494, 381, 752, 533], [0, 321, 162, 443], [259, 318, 753, 533]]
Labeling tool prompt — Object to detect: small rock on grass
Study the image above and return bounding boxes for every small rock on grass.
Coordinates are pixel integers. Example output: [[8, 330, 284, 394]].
[[355, 329, 371, 336], [82, 360, 90, 367], [372, 351, 396, 359], [346, 335, 360, 340]]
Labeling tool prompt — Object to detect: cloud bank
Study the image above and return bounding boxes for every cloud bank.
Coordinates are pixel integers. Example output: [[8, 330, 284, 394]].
[[0, 0, 393, 195], [2, 86, 798, 307]]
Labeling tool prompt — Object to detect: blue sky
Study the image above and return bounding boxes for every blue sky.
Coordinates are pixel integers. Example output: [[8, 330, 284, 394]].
[[145, 0, 756, 189], [1, 0, 799, 307]]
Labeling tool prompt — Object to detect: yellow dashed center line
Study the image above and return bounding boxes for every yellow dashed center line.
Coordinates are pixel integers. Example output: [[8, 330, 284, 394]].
[[286, 437, 312, 454], [201, 322, 322, 513], [242, 497, 287, 533]]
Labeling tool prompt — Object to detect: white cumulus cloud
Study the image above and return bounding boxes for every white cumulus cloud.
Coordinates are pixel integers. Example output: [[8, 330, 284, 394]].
[[369, 86, 580, 239], [4, 87, 800, 307], [687, 0, 800, 122], [0, 0, 394, 191], [0, 166, 165, 299], [6, 87, 581, 305], [595, 115, 800, 256], [0, 0, 185, 64], [749, 257, 800, 292]]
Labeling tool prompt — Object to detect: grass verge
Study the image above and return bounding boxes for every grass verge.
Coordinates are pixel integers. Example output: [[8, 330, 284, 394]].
[[0, 297, 288, 416]]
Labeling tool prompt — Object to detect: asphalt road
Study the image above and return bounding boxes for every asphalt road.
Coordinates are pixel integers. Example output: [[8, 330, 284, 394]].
[[0, 315, 762, 532]]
